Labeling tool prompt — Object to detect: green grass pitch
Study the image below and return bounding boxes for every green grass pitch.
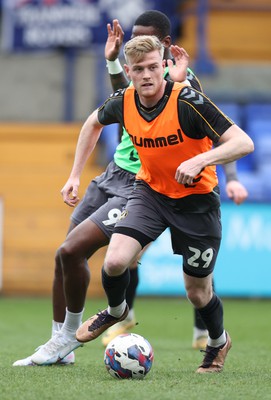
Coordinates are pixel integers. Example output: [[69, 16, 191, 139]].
[[1, 296, 270, 400]]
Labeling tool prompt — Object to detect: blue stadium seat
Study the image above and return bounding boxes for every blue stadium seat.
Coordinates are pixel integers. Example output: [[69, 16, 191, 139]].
[[216, 103, 243, 126], [244, 104, 271, 125], [242, 105, 271, 175], [218, 103, 271, 202], [254, 136, 271, 169], [245, 119, 271, 140], [216, 103, 255, 171], [237, 154, 255, 172], [216, 103, 254, 172], [244, 119, 271, 171], [243, 103, 271, 140]]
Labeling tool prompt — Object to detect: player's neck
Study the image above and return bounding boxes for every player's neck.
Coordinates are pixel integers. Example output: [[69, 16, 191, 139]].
[[138, 80, 167, 109]]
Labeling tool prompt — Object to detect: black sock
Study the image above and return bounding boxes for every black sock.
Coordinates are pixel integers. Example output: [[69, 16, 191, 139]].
[[194, 278, 215, 330], [194, 308, 207, 330], [102, 266, 130, 307], [126, 267, 139, 309], [196, 294, 224, 340]]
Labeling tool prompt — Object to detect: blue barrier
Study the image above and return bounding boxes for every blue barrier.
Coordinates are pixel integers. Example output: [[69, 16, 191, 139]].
[[138, 203, 271, 298]]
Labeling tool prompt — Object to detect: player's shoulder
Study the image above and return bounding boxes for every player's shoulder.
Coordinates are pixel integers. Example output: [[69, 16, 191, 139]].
[[178, 86, 206, 108], [186, 67, 203, 92], [98, 88, 125, 111], [109, 88, 126, 98], [104, 87, 126, 103]]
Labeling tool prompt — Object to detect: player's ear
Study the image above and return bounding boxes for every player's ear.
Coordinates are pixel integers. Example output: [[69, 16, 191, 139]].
[[161, 35, 171, 49], [124, 64, 131, 79]]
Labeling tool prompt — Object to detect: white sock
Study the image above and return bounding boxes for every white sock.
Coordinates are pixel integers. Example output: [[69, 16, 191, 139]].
[[127, 308, 135, 322], [193, 327, 208, 341], [108, 300, 126, 318], [52, 321, 63, 337], [61, 308, 84, 338], [208, 330, 227, 348]]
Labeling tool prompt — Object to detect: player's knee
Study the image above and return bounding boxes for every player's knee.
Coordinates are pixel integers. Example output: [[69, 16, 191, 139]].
[[186, 287, 205, 308], [104, 256, 127, 276], [56, 241, 75, 264], [54, 249, 62, 275]]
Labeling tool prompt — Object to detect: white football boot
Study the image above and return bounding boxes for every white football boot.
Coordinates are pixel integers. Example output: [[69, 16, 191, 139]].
[[30, 331, 83, 365], [13, 346, 76, 366]]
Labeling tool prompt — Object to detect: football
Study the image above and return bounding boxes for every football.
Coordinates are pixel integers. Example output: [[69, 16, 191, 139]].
[[104, 333, 154, 379]]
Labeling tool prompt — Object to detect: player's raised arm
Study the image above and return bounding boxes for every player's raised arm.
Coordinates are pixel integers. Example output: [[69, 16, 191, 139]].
[[105, 19, 124, 61], [105, 19, 129, 91]]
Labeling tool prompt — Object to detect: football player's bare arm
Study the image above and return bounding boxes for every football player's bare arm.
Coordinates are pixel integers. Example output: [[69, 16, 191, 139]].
[[109, 71, 129, 92], [61, 109, 104, 207], [105, 19, 129, 91]]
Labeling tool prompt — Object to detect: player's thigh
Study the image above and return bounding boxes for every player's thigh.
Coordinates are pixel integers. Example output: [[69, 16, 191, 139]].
[[63, 218, 109, 259], [105, 233, 142, 272], [129, 243, 152, 269], [115, 187, 168, 243]]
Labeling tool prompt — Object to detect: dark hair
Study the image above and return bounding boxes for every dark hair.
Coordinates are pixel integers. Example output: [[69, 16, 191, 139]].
[[134, 10, 171, 39]]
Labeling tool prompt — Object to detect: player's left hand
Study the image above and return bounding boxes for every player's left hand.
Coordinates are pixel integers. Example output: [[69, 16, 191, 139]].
[[167, 46, 189, 83], [226, 180, 248, 204], [175, 156, 204, 185]]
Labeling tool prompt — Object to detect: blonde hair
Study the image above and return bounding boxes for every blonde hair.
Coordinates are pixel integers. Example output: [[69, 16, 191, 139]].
[[124, 35, 164, 64]]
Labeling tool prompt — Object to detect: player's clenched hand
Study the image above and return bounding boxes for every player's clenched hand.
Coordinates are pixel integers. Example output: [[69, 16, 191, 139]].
[[105, 19, 124, 61], [175, 156, 204, 185], [226, 180, 248, 205], [61, 178, 80, 207]]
